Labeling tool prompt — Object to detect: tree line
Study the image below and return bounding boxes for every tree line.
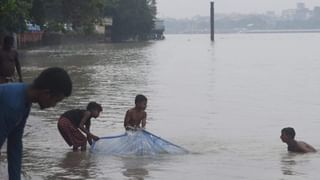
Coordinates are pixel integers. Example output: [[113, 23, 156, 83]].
[[0, 0, 157, 41]]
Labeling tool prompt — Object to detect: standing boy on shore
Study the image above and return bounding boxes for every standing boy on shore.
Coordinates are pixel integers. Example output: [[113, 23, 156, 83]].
[[0, 35, 23, 83], [0, 67, 72, 180]]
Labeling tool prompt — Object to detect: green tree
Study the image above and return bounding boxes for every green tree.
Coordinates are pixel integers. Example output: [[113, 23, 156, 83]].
[[0, 0, 32, 33], [30, 0, 46, 26], [102, 0, 119, 16], [111, 0, 155, 42], [62, 0, 104, 34], [148, 0, 157, 17], [1, 0, 158, 37]]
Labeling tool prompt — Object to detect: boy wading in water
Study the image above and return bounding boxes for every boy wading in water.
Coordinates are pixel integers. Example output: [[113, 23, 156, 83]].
[[124, 94, 147, 131], [0, 67, 72, 180], [58, 102, 102, 151], [0, 35, 23, 83], [280, 127, 316, 153]]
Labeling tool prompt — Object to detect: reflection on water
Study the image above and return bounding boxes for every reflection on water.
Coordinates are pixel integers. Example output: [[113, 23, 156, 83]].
[[279, 152, 320, 180], [47, 152, 96, 179], [121, 157, 150, 180], [22, 42, 154, 124], [281, 153, 300, 176]]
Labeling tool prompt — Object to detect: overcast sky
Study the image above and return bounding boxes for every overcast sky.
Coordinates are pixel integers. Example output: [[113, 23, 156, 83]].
[[157, 0, 320, 18]]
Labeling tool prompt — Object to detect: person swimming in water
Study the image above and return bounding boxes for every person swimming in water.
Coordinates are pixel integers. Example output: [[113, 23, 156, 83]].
[[280, 127, 316, 153]]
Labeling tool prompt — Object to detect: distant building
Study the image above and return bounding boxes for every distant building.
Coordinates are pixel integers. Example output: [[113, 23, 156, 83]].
[[98, 17, 164, 42], [281, 3, 311, 21], [150, 19, 165, 40], [282, 9, 296, 20], [312, 6, 320, 18], [297, 3, 305, 10], [26, 22, 41, 32], [295, 3, 311, 20], [95, 17, 113, 42], [266, 11, 276, 17]]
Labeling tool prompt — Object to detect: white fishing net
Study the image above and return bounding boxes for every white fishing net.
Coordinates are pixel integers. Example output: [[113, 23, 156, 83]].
[[91, 130, 188, 156]]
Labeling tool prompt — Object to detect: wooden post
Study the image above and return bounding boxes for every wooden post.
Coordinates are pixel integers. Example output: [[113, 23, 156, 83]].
[[210, 1, 215, 41]]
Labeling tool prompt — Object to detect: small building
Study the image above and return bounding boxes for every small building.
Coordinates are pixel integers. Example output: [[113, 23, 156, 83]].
[[103, 18, 113, 42], [99, 17, 164, 42], [281, 3, 312, 21], [151, 19, 165, 40], [94, 17, 113, 42], [313, 6, 320, 18]]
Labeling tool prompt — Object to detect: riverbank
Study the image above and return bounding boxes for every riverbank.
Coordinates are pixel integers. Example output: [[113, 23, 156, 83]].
[[16, 32, 106, 49], [241, 29, 320, 34], [165, 29, 320, 35]]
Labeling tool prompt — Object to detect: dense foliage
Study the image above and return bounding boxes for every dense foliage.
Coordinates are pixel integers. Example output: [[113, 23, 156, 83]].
[[111, 0, 155, 41], [0, 0, 32, 33], [0, 0, 157, 40]]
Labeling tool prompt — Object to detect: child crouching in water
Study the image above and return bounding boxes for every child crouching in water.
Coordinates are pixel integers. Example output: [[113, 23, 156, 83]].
[[280, 127, 316, 153], [58, 102, 102, 151], [124, 94, 147, 130]]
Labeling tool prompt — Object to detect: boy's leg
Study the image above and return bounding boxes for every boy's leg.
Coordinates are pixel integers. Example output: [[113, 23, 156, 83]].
[[80, 145, 86, 151], [57, 118, 74, 146], [7, 120, 26, 180], [72, 130, 87, 151], [0, 121, 8, 156], [72, 146, 79, 151]]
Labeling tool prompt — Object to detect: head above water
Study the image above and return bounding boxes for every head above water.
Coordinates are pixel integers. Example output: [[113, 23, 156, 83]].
[[135, 94, 147, 110], [31, 67, 72, 109], [281, 127, 296, 142], [87, 101, 103, 118]]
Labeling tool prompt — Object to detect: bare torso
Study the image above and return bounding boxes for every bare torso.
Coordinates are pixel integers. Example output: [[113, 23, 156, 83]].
[[125, 108, 146, 128], [0, 49, 17, 77], [288, 140, 317, 153]]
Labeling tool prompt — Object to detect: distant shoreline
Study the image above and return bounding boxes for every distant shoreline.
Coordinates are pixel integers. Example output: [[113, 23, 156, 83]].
[[165, 29, 320, 35], [241, 29, 320, 34]]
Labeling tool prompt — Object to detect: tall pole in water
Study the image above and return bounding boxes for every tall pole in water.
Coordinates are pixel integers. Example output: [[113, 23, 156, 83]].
[[210, 1, 215, 41]]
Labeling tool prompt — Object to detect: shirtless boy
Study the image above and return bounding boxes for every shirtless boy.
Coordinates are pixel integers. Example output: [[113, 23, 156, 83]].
[[124, 94, 147, 130], [0, 35, 22, 83], [280, 127, 316, 153]]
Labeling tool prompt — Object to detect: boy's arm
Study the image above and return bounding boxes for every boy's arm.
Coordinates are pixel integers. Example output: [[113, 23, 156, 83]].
[[14, 52, 22, 82], [124, 110, 130, 128], [7, 119, 26, 180], [304, 143, 316, 152], [141, 112, 147, 128], [85, 123, 93, 145], [79, 111, 99, 141], [298, 142, 317, 153]]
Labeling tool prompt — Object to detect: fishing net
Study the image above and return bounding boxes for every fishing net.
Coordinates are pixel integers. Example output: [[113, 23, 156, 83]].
[[91, 130, 188, 156]]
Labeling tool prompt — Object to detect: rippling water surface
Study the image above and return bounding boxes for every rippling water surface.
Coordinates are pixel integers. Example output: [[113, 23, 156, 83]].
[[2, 33, 320, 179]]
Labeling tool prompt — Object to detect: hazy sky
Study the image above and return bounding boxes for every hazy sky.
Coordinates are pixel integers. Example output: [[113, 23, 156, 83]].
[[157, 0, 320, 18]]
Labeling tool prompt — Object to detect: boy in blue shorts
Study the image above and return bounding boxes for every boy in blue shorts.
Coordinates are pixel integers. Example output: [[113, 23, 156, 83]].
[[0, 67, 72, 180]]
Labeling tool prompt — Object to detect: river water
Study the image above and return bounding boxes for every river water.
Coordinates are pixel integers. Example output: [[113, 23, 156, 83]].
[[1, 33, 320, 179]]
